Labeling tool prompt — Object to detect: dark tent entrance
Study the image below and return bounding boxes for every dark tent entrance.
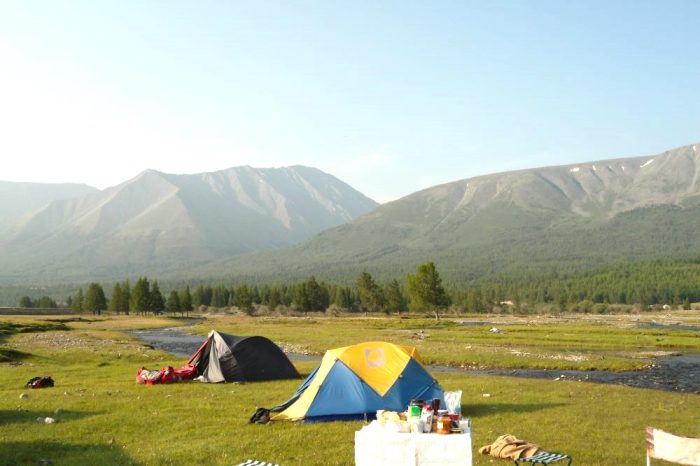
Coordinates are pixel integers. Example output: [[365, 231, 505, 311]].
[[188, 330, 300, 383]]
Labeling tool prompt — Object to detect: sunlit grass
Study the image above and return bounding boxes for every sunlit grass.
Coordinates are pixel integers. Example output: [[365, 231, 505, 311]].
[[0, 313, 698, 465], [191, 313, 700, 371]]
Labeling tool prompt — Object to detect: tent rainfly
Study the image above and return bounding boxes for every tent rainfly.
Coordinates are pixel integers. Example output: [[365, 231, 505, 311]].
[[188, 330, 300, 383], [267, 341, 444, 422]]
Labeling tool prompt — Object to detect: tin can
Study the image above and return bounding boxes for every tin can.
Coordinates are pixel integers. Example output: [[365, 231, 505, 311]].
[[409, 400, 423, 418]]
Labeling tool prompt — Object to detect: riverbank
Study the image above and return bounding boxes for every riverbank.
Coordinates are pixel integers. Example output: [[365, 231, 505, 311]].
[[130, 318, 700, 393]]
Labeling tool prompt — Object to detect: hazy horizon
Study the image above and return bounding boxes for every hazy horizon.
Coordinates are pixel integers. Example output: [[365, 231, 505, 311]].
[[1, 1, 698, 202]]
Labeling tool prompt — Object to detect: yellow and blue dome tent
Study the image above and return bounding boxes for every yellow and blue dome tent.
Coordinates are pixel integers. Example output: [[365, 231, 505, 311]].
[[268, 341, 444, 422]]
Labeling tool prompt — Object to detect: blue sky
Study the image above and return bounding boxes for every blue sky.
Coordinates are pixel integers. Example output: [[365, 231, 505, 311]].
[[1, 1, 698, 202]]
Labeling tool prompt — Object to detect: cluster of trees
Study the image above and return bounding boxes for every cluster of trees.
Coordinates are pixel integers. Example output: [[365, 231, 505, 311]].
[[30, 262, 449, 317], [182, 263, 448, 316], [18, 259, 700, 315], [18, 295, 58, 309], [68, 278, 193, 315], [187, 275, 406, 315], [451, 260, 700, 312]]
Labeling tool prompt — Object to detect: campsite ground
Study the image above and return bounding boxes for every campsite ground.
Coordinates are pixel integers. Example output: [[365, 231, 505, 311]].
[[0, 312, 698, 465]]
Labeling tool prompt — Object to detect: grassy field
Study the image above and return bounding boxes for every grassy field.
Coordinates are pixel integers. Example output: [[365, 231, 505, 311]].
[[0, 313, 698, 466], [192, 312, 700, 371]]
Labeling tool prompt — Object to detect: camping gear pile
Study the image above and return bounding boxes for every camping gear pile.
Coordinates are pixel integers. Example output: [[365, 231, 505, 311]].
[[375, 392, 464, 434], [136, 365, 197, 384], [354, 414, 473, 466]]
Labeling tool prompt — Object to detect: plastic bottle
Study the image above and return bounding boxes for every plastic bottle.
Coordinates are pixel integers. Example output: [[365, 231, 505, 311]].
[[420, 405, 433, 433]]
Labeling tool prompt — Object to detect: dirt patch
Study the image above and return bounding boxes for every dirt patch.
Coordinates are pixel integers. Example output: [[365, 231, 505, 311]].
[[508, 349, 590, 362], [9, 331, 149, 354]]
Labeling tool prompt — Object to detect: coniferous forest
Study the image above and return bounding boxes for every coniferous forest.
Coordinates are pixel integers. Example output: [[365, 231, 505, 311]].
[[7, 259, 700, 314]]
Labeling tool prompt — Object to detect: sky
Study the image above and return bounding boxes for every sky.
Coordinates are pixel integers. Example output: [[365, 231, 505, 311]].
[[0, 1, 698, 202]]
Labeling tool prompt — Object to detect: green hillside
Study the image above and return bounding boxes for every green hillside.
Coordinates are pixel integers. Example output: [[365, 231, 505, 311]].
[[196, 198, 700, 285]]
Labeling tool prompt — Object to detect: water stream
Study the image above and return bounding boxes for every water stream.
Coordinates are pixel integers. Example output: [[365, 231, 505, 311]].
[[130, 325, 700, 394]]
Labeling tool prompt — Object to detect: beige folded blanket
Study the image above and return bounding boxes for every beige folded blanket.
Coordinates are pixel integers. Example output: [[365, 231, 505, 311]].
[[479, 434, 542, 460]]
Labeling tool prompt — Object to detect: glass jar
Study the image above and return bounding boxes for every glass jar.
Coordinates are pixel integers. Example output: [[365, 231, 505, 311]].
[[436, 414, 451, 434]]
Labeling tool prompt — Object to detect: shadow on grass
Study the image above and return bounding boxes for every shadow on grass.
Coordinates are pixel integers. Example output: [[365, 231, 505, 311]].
[[465, 402, 567, 418], [0, 347, 31, 362], [0, 441, 139, 466], [0, 321, 69, 343], [0, 409, 103, 425], [0, 321, 71, 363]]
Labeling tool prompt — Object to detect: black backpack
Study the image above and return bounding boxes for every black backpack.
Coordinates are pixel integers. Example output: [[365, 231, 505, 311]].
[[249, 407, 271, 424], [25, 376, 54, 389]]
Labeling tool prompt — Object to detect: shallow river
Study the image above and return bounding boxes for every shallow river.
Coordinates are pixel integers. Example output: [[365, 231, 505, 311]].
[[130, 325, 700, 394]]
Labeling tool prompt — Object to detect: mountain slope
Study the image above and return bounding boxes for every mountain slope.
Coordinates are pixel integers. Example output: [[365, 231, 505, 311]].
[[0, 181, 97, 234], [207, 143, 700, 282], [0, 166, 377, 284]]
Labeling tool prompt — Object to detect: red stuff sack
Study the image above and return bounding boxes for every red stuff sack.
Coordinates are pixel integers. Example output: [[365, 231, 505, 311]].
[[159, 366, 177, 384], [173, 364, 197, 381]]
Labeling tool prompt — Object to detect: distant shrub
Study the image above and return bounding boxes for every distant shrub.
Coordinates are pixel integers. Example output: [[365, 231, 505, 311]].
[[592, 303, 608, 314]]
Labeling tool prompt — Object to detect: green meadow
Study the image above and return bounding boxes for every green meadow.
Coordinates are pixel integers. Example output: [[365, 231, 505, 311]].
[[0, 313, 698, 466]]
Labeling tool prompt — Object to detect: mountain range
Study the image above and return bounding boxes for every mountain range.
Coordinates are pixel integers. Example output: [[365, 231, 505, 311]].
[[204, 142, 700, 283], [0, 166, 377, 284], [2, 143, 700, 286]]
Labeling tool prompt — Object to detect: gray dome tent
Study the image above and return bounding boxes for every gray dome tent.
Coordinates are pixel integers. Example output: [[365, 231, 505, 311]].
[[187, 330, 300, 383]]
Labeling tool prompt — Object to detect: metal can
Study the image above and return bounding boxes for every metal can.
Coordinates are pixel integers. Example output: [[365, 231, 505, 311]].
[[409, 400, 423, 418]]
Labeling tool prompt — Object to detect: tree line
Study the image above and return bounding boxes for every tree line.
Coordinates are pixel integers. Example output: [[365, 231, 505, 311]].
[[18, 262, 450, 316], [17, 259, 700, 314], [64, 278, 193, 316]]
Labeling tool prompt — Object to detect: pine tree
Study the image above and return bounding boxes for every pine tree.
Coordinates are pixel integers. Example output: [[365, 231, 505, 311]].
[[384, 280, 407, 314], [120, 280, 131, 315], [73, 288, 84, 312], [211, 285, 229, 308], [150, 281, 165, 315], [268, 288, 281, 310], [19, 296, 33, 308], [234, 284, 253, 314], [166, 290, 181, 314], [406, 262, 450, 320], [84, 283, 107, 315], [179, 286, 193, 316], [333, 286, 354, 310], [356, 272, 384, 313], [293, 283, 311, 313], [109, 283, 123, 313], [192, 285, 204, 307], [130, 277, 151, 314], [305, 276, 329, 311]]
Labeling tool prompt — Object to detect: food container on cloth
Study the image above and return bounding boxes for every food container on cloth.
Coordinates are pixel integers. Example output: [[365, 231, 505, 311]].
[[436, 414, 452, 434]]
